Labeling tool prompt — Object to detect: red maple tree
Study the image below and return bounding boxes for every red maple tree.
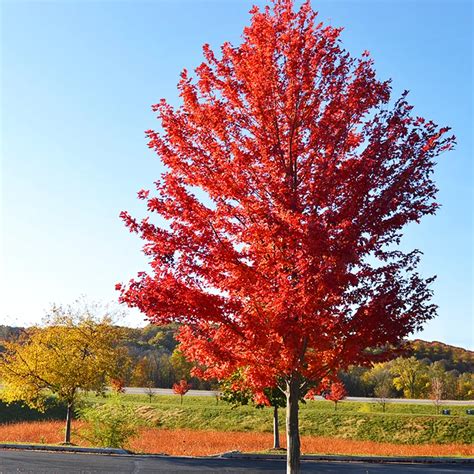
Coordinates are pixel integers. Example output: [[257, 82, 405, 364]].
[[325, 381, 347, 411], [110, 378, 126, 394], [118, 1, 454, 471], [172, 379, 191, 404]]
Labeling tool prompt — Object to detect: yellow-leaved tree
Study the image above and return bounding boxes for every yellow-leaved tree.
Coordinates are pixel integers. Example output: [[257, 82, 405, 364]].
[[0, 301, 130, 444], [390, 356, 429, 399]]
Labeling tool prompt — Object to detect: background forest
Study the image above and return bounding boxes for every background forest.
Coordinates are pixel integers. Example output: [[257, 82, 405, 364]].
[[0, 325, 472, 400]]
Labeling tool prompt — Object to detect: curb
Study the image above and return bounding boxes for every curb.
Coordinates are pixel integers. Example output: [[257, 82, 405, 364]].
[[0, 445, 471, 464], [217, 451, 474, 464], [0, 444, 129, 455]]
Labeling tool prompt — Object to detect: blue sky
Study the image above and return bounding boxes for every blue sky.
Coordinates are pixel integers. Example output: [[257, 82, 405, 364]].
[[1, 0, 472, 349]]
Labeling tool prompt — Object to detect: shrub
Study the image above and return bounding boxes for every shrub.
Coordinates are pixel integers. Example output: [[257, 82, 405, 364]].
[[77, 397, 139, 448]]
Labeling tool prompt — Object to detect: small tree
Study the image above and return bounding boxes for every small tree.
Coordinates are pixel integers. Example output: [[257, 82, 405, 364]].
[[145, 380, 155, 403], [78, 396, 139, 448], [0, 302, 130, 444], [221, 374, 288, 450], [110, 378, 126, 394], [374, 379, 393, 413], [172, 379, 191, 404], [430, 377, 444, 414], [325, 382, 347, 411], [363, 362, 394, 412]]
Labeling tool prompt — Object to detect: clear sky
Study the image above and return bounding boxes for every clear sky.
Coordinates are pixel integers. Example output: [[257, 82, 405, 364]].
[[1, 0, 472, 348]]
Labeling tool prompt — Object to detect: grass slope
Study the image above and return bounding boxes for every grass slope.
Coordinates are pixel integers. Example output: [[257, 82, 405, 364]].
[[82, 394, 474, 445], [1, 392, 472, 445]]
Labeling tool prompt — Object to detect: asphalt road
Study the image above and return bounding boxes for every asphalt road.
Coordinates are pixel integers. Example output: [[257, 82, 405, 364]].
[[0, 451, 472, 474], [123, 387, 473, 406]]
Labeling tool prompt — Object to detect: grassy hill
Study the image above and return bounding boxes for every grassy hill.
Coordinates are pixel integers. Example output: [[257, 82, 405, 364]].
[[84, 394, 474, 445]]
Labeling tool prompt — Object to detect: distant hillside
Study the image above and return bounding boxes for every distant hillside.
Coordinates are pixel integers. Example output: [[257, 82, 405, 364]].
[[1, 324, 472, 372], [0, 326, 23, 342], [0, 326, 24, 352], [406, 339, 473, 374]]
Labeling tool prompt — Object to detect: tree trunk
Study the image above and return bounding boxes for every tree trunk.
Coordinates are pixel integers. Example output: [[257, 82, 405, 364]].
[[273, 405, 280, 449], [64, 402, 73, 444], [286, 378, 300, 473]]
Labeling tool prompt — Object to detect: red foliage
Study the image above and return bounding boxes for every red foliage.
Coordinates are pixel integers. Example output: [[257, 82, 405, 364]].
[[173, 379, 191, 397], [118, 0, 454, 399], [325, 382, 347, 409], [110, 378, 125, 394]]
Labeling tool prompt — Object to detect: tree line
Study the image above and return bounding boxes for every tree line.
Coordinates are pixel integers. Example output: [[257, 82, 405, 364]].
[[1, 322, 472, 399]]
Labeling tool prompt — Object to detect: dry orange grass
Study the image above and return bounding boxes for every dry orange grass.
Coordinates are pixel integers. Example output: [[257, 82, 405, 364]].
[[0, 421, 472, 457], [131, 429, 473, 457], [0, 421, 87, 446]]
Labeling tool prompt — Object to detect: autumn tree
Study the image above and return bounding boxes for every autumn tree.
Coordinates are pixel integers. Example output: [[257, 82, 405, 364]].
[[221, 372, 288, 449], [457, 373, 474, 400], [429, 377, 444, 414], [0, 302, 130, 444], [362, 362, 395, 411], [118, 0, 454, 471], [445, 371, 460, 400], [130, 356, 157, 387], [325, 381, 347, 411], [362, 362, 391, 391], [374, 379, 393, 413], [110, 378, 126, 394], [170, 349, 193, 380], [391, 357, 430, 398], [172, 379, 191, 404], [145, 381, 156, 403]]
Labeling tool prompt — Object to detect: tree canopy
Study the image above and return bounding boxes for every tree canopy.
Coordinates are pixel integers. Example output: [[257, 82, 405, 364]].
[[0, 303, 130, 443], [118, 0, 454, 470]]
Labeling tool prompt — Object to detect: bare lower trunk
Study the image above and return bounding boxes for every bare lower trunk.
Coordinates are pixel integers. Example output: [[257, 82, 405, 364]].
[[273, 406, 280, 449], [286, 378, 300, 473], [64, 402, 73, 444]]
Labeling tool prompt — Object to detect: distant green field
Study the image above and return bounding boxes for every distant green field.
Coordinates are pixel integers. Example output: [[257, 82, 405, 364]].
[[108, 394, 473, 416], [1, 393, 473, 445]]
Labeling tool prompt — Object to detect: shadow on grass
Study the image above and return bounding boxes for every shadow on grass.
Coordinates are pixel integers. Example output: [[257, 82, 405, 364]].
[[0, 398, 66, 424]]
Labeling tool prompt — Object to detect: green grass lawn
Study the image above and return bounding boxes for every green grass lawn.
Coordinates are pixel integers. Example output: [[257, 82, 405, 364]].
[[89, 393, 473, 416]]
